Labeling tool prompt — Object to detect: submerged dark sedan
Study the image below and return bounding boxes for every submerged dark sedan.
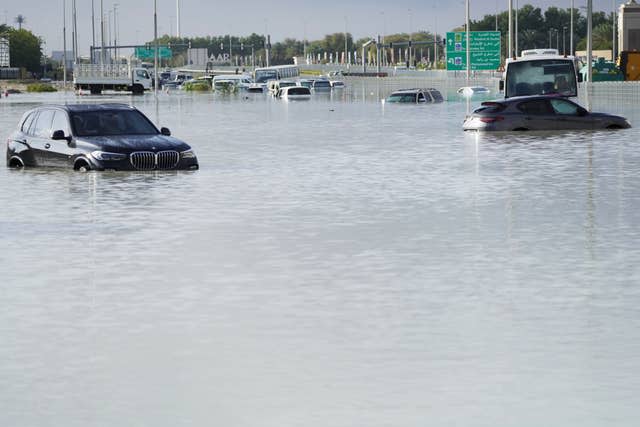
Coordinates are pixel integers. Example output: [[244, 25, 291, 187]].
[[6, 104, 199, 171], [463, 95, 631, 132]]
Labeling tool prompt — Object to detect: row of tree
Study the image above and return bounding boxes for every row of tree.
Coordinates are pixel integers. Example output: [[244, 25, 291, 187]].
[[470, 5, 615, 55], [153, 6, 615, 67]]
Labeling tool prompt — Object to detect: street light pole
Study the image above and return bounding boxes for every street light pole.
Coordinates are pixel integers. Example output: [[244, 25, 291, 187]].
[[113, 4, 118, 63], [508, 0, 513, 57], [344, 16, 348, 65], [563, 26, 567, 55], [465, 0, 470, 83], [62, 0, 67, 89], [154, 0, 158, 95], [612, 0, 616, 61], [408, 8, 412, 68], [570, 0, 574, 55], [515, 0, 518, 56], [91, 0, 95, 63], [100, 0, 105, 65], [176, 0, 180, 38]]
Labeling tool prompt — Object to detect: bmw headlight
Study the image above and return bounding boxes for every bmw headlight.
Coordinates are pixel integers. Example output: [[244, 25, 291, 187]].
[[180, 149, 196, 159], [91, 151, 127, 161]]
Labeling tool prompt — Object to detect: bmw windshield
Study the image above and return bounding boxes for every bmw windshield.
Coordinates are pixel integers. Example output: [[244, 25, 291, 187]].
[[71, 110, 159, 136]]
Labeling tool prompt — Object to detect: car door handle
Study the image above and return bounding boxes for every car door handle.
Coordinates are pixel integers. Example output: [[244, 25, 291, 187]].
[[44, 143, 51, 149]]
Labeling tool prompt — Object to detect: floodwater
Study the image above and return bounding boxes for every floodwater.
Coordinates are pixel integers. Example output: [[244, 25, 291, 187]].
[[1, 82, 640, 426]]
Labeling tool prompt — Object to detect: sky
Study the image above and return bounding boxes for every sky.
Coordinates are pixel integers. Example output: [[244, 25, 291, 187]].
[[2, 0, 620, 56]]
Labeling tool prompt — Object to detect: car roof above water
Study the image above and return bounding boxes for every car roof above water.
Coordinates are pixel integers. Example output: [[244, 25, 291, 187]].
[[35, 103, 137, 113]]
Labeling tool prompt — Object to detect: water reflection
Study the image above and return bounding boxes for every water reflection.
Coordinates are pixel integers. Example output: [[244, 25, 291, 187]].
[[1, 83, 640, 427]]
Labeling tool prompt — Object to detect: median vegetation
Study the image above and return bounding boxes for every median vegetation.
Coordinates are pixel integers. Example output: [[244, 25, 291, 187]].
[[26, 83, 57, 92], [182, 80, 211, 91]]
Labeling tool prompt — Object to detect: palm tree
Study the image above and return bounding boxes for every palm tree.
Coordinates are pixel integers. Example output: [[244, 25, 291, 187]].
[[14, 14, 26, 30]]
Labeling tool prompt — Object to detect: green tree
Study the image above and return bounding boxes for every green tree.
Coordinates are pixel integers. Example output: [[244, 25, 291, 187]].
[[3, 27, 42, 73]]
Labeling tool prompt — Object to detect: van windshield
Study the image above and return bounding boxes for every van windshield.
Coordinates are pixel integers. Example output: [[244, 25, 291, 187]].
[[71, 110, 159, 136], [505, 59, 577, 98], [255, 70, 278, 83]]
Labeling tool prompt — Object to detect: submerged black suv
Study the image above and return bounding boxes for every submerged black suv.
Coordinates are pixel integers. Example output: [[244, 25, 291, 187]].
[[6, 104, 199, 171]]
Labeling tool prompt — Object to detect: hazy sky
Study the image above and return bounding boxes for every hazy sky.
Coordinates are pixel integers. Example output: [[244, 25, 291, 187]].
[[2, 0, 619, 55]]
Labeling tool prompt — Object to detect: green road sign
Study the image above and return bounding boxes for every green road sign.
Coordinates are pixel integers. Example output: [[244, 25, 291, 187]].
[[446, 31, 501, 71], [135, 46, 172, 60]]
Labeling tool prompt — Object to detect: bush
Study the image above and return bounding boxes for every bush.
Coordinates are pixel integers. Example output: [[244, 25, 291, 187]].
[[182, 81, 211, 91], [26, 83, 57, 92]]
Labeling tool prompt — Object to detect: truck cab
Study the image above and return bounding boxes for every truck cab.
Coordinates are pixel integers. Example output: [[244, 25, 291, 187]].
[[500, 49, 582, 99]]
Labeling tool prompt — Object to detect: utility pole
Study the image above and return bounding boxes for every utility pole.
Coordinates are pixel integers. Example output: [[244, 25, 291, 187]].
[[63, 0, 67, 89], [408, 8, 412, 68], [154, 0, 158, 95], [71, 0, 77, 63], [508, 0, 513, 57], [100, 0, 105, 65], [570, 0, 574, 55], [612, 0, 616, 61], [515, 0, 518, 56], [113, 4, 118, 63], [587, 0, 592, 79], [176, 0, 180, 38], [344, 16, 348, 65], [466, 0, 470, 83], [91, 0, 95, 63]]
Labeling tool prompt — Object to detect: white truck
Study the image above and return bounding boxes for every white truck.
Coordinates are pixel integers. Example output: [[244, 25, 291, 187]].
[[73, 63, 153, 95]]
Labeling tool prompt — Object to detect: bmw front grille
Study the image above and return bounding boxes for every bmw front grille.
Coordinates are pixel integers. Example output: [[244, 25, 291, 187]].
[[130, 151, 179, 170]]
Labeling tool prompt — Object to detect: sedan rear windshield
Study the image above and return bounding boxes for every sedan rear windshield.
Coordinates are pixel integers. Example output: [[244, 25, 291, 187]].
[[71, 110, 159, 136]]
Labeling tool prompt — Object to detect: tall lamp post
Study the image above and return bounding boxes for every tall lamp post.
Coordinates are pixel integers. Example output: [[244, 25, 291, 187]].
[[62, 0, 67, 89], [465, 0, 470, 84], [612, 0, 616, 61], [563, 26, 567, 55], [153, 0, 158, 95], [570, 0, 574, 56]]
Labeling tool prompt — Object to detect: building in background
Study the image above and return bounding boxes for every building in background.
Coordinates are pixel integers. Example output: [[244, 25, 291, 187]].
[[0, 37, 9, 67]]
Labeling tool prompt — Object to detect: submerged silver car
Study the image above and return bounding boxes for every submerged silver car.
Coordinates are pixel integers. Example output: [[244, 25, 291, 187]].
[[463, 95, 631, 132], [386, 88, 444, 104]]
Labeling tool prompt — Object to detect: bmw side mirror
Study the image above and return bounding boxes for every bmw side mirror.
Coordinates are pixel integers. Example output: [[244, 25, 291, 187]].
[[499, 80, 505, 91], [577, 74, 584, 83], [578, 108, 589, 117], [160, 127, 171, 136], [51, 129, 69, 141]]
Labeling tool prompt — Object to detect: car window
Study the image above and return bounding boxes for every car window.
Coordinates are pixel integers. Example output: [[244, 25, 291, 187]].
[[32, 110, 55, 138], [517, 100, 554, 115], [417, 93, 426, 102], [429, 90, 444, 102], [550, 99, 581, 115], [51, 111, 71, 136], [21, 112, 36, 134]]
